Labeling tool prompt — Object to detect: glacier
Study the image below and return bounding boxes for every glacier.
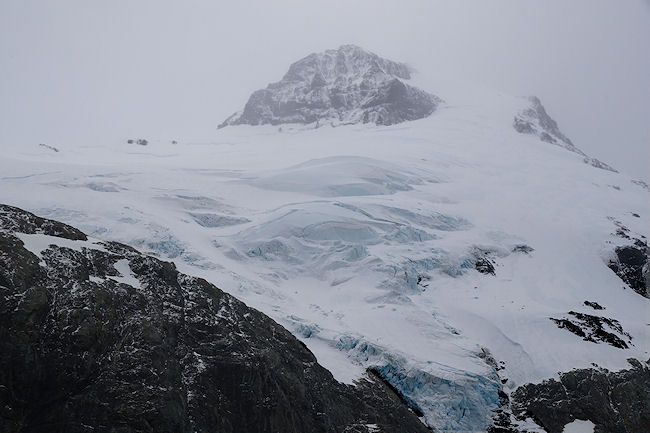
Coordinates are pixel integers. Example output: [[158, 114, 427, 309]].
[[0, 76, 647, 431]]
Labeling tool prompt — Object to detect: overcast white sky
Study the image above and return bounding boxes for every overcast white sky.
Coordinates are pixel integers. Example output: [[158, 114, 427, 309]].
[[1, 0, 648, 179]]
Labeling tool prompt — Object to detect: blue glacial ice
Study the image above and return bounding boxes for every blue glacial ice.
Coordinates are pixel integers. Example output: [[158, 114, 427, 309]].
[[336, 335, 502, 432]]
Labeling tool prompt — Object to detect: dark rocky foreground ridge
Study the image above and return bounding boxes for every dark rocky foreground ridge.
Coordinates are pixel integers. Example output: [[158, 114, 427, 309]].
[[219, 44, 441, 128], [0, 204, 429, 433]]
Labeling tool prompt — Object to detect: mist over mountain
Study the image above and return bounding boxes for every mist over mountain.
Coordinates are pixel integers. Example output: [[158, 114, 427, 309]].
[[1, 16, 648, 432]]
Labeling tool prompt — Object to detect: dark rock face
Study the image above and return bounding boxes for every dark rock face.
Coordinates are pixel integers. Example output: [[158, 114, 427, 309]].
[[127, 139, 148, 145], [488, 409, 519, 433], [550, 311, 632, 349], [605, 217, 649, 298], [219, 45, 441, 128], [584, 300, 604, 310], [487, 360, 650, 433], [513, 96, 616, 172], [0, 205, 429, 433], [0, 204, 86, 241], [475, 257, 496, 275], [471, 248, 499, 275], [608, 244, 649, 298], [510, 360, 650, 433]]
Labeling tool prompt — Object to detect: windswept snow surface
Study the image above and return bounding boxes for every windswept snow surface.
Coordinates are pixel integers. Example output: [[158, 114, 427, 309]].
[[1, 86, 647, 431]]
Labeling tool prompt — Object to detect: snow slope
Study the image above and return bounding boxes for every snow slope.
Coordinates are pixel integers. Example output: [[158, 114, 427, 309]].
[[0, 83, 647, 431]]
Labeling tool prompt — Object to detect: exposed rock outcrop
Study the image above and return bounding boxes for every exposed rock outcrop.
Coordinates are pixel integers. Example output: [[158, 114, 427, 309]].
[[606, 216, 649, 298], [475, 256, 496, 275], [0, 204, 87, 241], [584, 300, 604, 310], [608, 244, 649, 298], [0, 204, 429, 433], [487, 359, 649, 433], [550, 311, 632, 349], [38, 143, 59, 153], [513, 96, 616, 172], [510, 359, 650, 433], [219, 45, 441, 128]]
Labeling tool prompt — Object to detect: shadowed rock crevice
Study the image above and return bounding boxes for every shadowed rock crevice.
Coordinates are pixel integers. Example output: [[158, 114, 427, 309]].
[[606, 216, 649, 298]]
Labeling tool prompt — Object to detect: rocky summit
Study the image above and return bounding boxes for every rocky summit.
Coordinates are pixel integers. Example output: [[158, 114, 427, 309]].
[[513, 96, 617, 172], [0, 204, 429, 433], [219, 44, 441, 128]]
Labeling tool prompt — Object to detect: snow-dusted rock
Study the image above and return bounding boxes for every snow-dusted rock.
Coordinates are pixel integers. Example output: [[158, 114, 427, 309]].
[[513, 96, 617, 172], [510, 360, 649, 433], [605, 217, 649, 298], [550, 311, 633, 349], [608, 244, 649, 299], [219, 45, 441, 128]]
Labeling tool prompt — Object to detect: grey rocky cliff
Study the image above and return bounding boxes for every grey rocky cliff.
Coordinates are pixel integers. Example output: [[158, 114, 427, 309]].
[[0, 204, 429, 433], [513, 96, 617, 172], [510, 360, 650, 433], [608, 243, 649, 298], [219, 45, 441, 128], [487, 360, 649, 433], [606, 216, 649, 298]]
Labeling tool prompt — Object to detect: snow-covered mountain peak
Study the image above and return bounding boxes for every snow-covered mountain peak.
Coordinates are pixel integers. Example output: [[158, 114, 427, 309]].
[[514, 95, 617, 172], [219, 45, 441, 128], [281, 44, 412, 83]]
